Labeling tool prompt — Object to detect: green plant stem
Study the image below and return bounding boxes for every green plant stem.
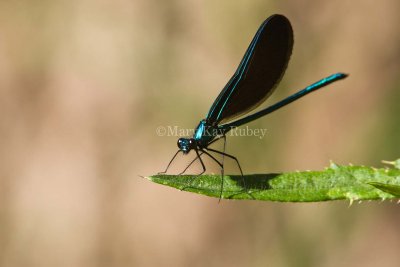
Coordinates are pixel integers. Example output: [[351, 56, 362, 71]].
[[148, 161, 400, 202]]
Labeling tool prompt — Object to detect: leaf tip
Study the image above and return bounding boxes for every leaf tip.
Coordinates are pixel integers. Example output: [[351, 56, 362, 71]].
[[140, 175, 153, 181], [368, 182, 400, 198]]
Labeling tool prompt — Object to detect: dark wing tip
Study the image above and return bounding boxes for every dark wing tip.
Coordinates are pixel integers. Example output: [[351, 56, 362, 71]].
[[267, 14, 290, 23]]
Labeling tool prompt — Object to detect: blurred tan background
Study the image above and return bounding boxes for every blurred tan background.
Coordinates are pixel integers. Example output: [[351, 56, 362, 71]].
[[1, 0, 399, 266]]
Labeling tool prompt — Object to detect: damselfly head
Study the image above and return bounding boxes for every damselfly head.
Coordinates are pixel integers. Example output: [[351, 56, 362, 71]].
[[177, 138, 195, 154]]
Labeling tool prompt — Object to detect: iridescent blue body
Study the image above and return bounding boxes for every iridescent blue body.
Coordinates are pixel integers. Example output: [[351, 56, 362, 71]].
[[177, 73, 347, 154], [161, 14, 348, 198]]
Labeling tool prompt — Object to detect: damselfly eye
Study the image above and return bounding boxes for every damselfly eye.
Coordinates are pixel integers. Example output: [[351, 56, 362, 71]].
[[177, 138, 185, 149]]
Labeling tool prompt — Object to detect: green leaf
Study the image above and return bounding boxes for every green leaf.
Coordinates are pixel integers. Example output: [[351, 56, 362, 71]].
[[148, 160, 400, 202]]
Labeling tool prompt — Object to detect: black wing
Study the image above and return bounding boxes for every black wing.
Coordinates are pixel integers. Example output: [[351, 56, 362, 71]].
[[206, 14, 293, 124]]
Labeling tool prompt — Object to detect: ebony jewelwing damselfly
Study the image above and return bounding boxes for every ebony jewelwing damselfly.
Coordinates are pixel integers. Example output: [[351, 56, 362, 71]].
[[160, 14, 347, 198]]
